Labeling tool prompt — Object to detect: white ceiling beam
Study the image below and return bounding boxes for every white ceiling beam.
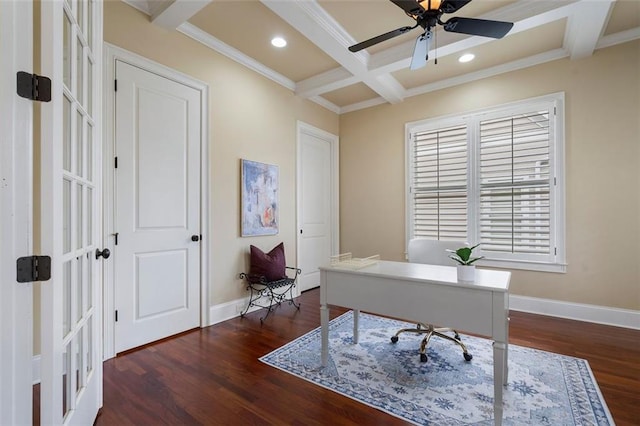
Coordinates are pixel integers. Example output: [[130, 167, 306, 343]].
[[296, 67, 360, 98], [151, 0, 213, 30], [261, 0, 406, 104], [564, 0, 616, 60]]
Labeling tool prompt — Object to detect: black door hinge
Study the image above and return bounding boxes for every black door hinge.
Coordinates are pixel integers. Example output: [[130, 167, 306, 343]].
[[115, 310, 118, 322], [114, 156, 118, 168], [114, 79, 117, 92], [16, 72, 52, 102], [16, 256, 52, 283]]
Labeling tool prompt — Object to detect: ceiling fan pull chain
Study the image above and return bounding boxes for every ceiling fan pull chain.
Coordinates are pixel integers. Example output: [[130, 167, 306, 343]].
[[434, 28, 438, 65]]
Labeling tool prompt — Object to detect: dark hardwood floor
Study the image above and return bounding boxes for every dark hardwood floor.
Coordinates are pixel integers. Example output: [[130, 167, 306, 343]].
[[94, 288, 640, 425]]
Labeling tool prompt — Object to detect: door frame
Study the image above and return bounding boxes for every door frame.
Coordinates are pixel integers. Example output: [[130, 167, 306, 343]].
[[0, 1, 33, 423], [102, 43, 210, 359], [295, 121, 339, 295]]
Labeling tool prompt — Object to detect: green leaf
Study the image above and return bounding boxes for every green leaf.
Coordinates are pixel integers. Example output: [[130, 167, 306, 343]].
[[456, 247, 472, 262]]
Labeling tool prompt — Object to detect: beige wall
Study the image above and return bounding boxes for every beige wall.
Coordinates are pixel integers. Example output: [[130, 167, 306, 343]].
[[104, 1, 339, 306], [340, 40, 640, 311]]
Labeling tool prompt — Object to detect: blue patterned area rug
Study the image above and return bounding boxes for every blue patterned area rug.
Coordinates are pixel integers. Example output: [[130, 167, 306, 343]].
[[260, 311, 613, 425]]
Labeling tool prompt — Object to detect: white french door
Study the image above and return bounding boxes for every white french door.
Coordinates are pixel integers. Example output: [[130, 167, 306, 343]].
[[39, 0, 103, 424], [0, 0, 34, 423]]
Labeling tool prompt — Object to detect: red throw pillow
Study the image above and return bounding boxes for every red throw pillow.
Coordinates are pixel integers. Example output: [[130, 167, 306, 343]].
[[249, 242, 286, 283]]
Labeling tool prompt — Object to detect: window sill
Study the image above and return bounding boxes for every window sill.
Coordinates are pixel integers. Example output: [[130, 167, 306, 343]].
[[478, 259, 567, 273]]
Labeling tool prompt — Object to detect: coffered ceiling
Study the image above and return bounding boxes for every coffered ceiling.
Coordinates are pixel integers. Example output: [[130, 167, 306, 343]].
[[122, 0, 640, 114]]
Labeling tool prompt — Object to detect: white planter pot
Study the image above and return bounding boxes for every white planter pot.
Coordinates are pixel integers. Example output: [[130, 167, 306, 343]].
[[457, 265, 475, 282]]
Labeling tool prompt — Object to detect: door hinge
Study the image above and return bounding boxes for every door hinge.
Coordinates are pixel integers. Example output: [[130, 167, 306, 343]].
[[16, 71, 52, 102], [114, 156, 118, 168], [114, 79, 117, 92], [114, 232, 119, 245], [16, 256, 52, 283], [115, 310, 118, 322]]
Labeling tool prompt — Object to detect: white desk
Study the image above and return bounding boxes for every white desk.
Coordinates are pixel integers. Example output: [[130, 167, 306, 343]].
[[320, 260, 511, 425]]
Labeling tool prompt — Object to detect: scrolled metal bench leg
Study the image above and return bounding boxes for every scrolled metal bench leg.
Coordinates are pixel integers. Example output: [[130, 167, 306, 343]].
[[260, 285, 277, 323], [287, 282, 300, 310]]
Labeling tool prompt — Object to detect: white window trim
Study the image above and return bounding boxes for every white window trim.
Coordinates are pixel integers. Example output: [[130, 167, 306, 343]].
[[406, 92, 566, 273]]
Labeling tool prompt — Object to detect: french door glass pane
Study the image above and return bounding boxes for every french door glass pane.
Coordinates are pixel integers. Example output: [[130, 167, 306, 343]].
[[62, 341, 71, 419], [76, 255, 83, 323], [87, 123, 93, 180], [63, 261, 72, 337], [76, 38, 83, 105], [63, 179, 71, 253], [77, 0, 84, 34], [63, 96, 71, 171], [87, 59, 93, 116], [86, 317, 93, 375], [88, 0, 93, 49], [86, 252, 92, 310], [76, 111, 83, 177], [87, 187, 93, 246], [75, 333, 84, 395], [63, 12, 71, 89], [76, 184, 83, 249]]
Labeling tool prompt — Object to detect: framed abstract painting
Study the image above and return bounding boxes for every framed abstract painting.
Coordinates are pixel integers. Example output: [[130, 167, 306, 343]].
[[241, 159, 279, 236]]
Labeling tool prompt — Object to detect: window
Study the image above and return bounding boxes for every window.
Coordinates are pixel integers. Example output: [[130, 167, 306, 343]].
[[407, 93, 565, 272]]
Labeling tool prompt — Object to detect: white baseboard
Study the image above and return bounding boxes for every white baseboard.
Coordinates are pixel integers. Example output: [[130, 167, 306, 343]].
[[207, 293, 639, 329], [509, 295, 640, 330], [208, 295, 263, 326], [31, 295, 637, 385], [33, 355, 41, 385]]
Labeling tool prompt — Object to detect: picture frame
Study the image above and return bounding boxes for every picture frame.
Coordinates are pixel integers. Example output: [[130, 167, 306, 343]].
[[241, 159, 279, 236]]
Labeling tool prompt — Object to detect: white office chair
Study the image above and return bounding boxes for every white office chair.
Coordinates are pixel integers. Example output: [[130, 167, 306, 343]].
[[390, 238, 473, 363]]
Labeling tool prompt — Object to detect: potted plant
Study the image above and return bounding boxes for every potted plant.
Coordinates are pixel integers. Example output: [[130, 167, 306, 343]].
[[447, 244, 483, 282]]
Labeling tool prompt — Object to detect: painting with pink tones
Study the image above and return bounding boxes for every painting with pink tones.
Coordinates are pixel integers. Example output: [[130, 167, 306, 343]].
[[241, 159, 279, 236]]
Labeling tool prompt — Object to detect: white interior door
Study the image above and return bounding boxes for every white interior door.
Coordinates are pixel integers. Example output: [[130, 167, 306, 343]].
[[39, 0, 103, 424], [114, 60, 201, 354], [297, 123, 339, 292], [0, 1, 33, 423]]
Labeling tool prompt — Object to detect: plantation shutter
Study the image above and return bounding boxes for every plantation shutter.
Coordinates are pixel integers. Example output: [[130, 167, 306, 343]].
[[479, 110, 552, 255], [411, 124, 467, 241]]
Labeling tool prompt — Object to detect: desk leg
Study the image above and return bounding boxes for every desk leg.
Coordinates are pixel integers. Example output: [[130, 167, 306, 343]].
[[493, 341, 507, 426], [504, 318, 510, 384], [321, 304, 329, 367], [353, 309, 359, 344]]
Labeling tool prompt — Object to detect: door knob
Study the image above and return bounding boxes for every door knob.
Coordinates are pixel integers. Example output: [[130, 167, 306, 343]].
[[191, 235, 200, 242], [95, 248, 111, 259]]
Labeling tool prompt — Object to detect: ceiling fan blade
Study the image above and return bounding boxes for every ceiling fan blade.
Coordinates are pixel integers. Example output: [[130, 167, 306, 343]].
[[390, 0, 424, 17], [443, 17, 514, 39], [348, 25, 416, 52], [439, 0, 472, 14], [410, 30, 432, 70]]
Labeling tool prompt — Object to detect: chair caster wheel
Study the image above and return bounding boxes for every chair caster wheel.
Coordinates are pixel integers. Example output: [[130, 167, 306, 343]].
[[464, 353, 473, 361], [420, 353, 428, 363], [390, 336, 399, 343]]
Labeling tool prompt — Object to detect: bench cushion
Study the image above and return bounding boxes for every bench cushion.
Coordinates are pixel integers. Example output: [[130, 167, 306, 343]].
[[249, 242, 286, 283]]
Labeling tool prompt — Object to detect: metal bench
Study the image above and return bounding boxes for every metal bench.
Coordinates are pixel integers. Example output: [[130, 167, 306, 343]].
[[238, 267, 301, 323]]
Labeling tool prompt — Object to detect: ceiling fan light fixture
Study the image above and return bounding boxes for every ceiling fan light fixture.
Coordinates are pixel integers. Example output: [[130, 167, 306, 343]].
[[418, 0, 442, 12], [271, 37, 287, 48], [458, 53, 475, 63]]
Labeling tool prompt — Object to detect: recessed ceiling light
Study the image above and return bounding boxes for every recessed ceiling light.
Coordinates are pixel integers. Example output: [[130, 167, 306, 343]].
[[458, 53, 475, 63], [271, 37, 287, 48]]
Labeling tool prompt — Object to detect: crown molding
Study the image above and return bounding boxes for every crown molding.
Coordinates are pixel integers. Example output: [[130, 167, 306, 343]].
[[177, 22, 296, 91], [308, 96, 341, 114], [597, 27, 640, 50]]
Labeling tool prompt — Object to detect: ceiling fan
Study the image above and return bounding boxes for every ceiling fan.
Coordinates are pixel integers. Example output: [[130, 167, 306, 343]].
[[348, 0, 514, 70]]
